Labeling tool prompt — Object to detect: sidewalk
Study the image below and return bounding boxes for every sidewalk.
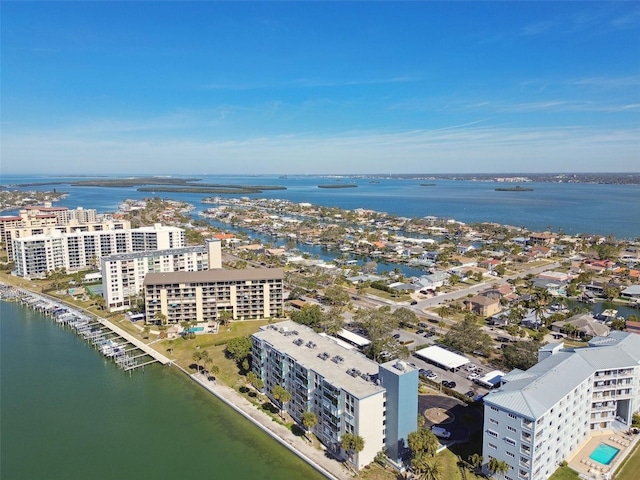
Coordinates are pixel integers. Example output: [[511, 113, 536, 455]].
[[189, 372, 353, 480]]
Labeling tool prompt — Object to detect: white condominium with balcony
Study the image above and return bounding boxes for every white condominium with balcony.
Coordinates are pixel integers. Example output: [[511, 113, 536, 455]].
[[482, 331, 640, 480], [102, 239, 222, 312], [252, 321, 418, 470], [143, 267, 284, 323], [13, 224, 184, 278]]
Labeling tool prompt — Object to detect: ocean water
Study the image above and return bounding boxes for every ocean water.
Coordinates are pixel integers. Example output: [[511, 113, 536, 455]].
[[2, 174, 639, 238], [0, 301, 326, 480]]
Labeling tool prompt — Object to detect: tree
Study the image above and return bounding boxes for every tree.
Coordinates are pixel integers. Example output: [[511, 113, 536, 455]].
[[291, 304, 324, 329], [408, 428, 439, 458], [610, 318, 626, 331], [192, 350, 203, 371], [468, 453, 483, 472], [412, 455, 442, 480], [208, 365, 219, 380], [393, 307, 417, 328], [355, 306, 399, 362], [142, 325, 151, 339], [154, 310, 167, 326], [225, 336, 252, 365], [436, 305, 450, 320], [503, 341, 541, 370], [301, 411, 318, 440], [340, 433, 365, 466], [218, 309, 233, 326], [323, 285, 350, 307], [442, 316, 492, 355], [200, 350, 210, 373], [271, 385, 291, 419], [246, 371, 264, 391], [488, 457, 509, 479], [320, 306, 344, 335]]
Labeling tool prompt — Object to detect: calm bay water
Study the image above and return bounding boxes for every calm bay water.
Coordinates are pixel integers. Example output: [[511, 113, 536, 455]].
[[1, 174, 639, 477], [0, 301, 326, 480], [2, 174, 639, 238]]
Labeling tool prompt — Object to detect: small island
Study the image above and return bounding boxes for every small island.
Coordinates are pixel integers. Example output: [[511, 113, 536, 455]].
[[318, 184, 358, 189], [495, 185, 534, 192]]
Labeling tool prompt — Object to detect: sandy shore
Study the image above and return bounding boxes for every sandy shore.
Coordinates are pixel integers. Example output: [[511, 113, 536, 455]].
[[184, 369, 352, 480]]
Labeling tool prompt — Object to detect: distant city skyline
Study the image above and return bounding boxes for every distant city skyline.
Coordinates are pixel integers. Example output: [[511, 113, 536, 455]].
[[2, 2, 639, 174]]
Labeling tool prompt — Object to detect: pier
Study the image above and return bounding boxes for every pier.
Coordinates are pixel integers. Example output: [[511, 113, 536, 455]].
[[1, 283, 169, 372]]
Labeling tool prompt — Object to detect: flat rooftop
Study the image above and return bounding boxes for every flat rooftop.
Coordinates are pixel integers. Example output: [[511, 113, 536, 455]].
[[144, 268, 284, 285], [102, 245, 206, 262], [255, 320, 385, 399]]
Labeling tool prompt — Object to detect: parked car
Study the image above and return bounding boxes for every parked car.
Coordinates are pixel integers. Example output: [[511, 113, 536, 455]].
[[431, 426, 451, 439], [467, 373, 479, 380], [410, 300, 418, 305], [448, 381, 457, 388], [416, 329, 425, 335], [465, 390, 475, 398], [427, 373, 438, 381], [392, 333, 401, 339]]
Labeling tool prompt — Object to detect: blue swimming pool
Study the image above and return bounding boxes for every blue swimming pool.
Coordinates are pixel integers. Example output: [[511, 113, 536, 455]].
[[188, 327, 205, 333], [589, 443, 620, 465]]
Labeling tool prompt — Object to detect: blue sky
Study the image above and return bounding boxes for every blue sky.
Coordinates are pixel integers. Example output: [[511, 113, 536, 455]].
[[2, 1, 639, 175]]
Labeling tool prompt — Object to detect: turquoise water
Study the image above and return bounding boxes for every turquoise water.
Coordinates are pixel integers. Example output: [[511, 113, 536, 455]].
[[189, 326, 205, 332], [589, 443, 620, 465], [0, 301, 326, 480]]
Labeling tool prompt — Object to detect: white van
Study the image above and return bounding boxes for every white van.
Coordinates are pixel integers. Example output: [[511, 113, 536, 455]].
[[431, 426, 451, 439]]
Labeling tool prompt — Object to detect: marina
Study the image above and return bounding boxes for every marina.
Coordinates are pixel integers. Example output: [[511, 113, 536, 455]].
[[0, 284, 169, 373]]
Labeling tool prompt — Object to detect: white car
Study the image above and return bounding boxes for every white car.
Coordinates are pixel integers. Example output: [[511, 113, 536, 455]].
[[427, 373, 438, 381], [467, 373, 479, 380], [431, 426, 451, 439]]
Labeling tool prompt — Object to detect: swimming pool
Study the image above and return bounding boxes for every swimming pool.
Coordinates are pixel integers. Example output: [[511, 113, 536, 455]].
[[188, 327, 205, 333], [589, 443, 620, 465]]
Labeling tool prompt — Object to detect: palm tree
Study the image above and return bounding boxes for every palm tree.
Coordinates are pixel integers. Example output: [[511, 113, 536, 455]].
[[218, 309, 233, 326], [271, 385, 291, 419], [154, 310, 167, 326], [488, 457, 509, 479], [192, 350, 203, 372], [468, 453, 483, 473], [416, 457, 442, 480], [201, 350, 211, 374], [301, 411, 318, 440], [340, 433, 365, 467]]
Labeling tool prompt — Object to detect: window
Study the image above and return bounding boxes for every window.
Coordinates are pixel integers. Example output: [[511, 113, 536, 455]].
[[488, 443, 497, 449], [508, 426, 516, 432], [491, 406, 499, 412], [505, 437, 516, 446], [490, 418, 499, 425], [506, 451, 515, 458], [488, 430, 498, 438], [508, 413, 517, 419]]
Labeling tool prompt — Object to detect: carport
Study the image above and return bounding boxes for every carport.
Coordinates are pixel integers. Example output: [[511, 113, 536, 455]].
[[414, 345, 469, 371], [475, 370, 505, 389]]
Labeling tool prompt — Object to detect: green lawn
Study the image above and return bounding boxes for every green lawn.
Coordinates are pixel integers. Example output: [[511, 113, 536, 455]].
[[613, 440, 640, 480], [548, 466, 580, 480]]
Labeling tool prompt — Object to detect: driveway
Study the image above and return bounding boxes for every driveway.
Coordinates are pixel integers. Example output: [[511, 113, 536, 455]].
[[419, 394, 483, 443]]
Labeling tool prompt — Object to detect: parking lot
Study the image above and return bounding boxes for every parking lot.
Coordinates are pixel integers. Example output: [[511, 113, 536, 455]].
[[404, 350, 491, 399]]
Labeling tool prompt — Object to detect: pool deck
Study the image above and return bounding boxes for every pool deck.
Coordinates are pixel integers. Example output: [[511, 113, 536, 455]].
[[566, 429, 638, 478]]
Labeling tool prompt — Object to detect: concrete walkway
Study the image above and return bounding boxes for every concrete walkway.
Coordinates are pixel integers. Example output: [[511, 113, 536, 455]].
[[188, 371, 353, 480]]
